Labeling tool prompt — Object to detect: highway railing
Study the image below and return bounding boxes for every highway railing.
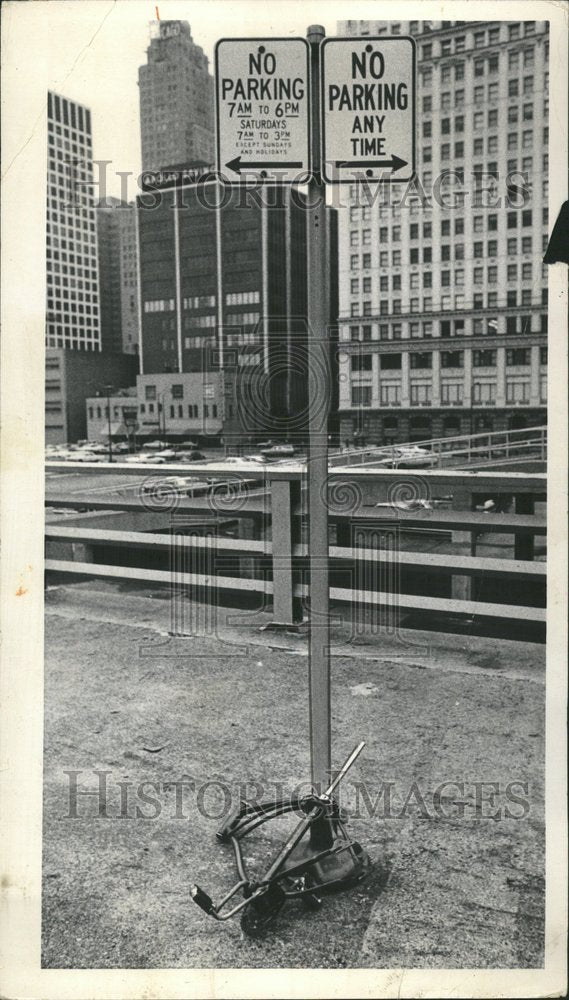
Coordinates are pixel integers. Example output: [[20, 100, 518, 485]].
[[329, 424, 547, 469], [45, 463, 547, 638]]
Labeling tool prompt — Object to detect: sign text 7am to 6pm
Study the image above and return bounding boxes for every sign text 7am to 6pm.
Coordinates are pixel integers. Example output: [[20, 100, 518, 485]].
[[320, 36, 416, 184], [215, 38, 311, 184]]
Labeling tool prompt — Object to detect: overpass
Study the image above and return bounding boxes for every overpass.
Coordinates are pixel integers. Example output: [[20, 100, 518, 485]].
[[45, 461, 546, 643]]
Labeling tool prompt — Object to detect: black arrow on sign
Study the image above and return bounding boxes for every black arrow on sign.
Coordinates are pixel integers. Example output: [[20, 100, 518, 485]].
[[226, 155, 304, 175], [335, 154, 408, 172]]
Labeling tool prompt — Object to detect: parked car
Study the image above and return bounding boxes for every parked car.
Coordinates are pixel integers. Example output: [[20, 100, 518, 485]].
[[141, 475, 193, 494], [73, 450, 106, 463], [260, 443, 295, 457], [124, 453, 168, 465], [374, 446, 435, 469]]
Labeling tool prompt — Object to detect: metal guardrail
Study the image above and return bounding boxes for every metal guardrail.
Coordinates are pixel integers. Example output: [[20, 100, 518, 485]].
[[45, 465, 547, 637], [329, 424, 547, 468]]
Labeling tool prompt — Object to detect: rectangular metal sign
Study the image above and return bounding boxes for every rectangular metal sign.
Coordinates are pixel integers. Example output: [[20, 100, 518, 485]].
[[215, 38, 311, 184], [320, 37, 416, 184]]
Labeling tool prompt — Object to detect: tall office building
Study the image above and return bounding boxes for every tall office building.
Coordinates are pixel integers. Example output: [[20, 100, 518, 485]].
[[46, 91, 101, 351], [96, 198, 124, 354], [138, 20, 214, 172], [136, 177, 338, 443], [336, 20, 549, 444], [118, 203, 140, 357]]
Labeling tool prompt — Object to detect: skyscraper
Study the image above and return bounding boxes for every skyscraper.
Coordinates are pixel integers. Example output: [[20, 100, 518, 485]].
[[136, 178, 338, 443], [138, 20, 214, 172], [118, 203, 140, 357], [96, 198, 124, 354], [336, 20, 549, 445], [46, 91, 101, 351]]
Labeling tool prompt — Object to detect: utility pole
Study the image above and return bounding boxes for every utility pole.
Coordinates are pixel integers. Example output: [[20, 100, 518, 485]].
[[306, 25, 331, 792]]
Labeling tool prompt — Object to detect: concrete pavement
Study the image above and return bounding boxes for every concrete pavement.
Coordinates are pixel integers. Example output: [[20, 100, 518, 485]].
[[42, 582, 544, 968]]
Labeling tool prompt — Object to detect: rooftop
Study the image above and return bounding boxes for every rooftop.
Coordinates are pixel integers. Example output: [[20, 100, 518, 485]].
[[43, 580, 544, 968]]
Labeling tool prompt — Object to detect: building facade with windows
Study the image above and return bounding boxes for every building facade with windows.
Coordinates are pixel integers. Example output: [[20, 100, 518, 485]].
[[96, 198, 124, 354], [118, 203, 141, 357], [46, 91, 101, 351], [136, 178, 338, 443], [46, 348, 138, 445], [336, 19, 548, 444], [138, 20, 214, 172]]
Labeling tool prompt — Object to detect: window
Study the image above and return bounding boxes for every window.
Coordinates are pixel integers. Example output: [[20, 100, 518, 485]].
[[380, 385, 400, 406], [441, 351, 463, 368], [351, 354, 372, 372], [506, 381, 530, 403], [507, 291, 517, 307], [473, 382, 496, 403], [540, 346, 548, 366], [507, 349, 530, 366], [171, 384, 183, 399], [145, 385, 156, 401], [410, 384, 432, 404], [441, 383, 463, 404], [473, 350, 496, 367], [410, 352, 432, 369], [351, 385, 372, 407], [381, 354, 402, 370]]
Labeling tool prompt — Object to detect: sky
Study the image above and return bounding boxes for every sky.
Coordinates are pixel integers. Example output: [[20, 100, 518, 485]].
[[29, 0, 373, 200]]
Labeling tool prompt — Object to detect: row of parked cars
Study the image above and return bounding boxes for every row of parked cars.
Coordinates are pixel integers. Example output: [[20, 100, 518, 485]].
[[45, 441, 207, 464], [45, 440, 298, 466]]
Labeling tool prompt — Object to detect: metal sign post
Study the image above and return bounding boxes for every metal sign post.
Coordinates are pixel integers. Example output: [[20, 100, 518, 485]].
[[194, 25, 420, 935], [306, 24, 331, 792]]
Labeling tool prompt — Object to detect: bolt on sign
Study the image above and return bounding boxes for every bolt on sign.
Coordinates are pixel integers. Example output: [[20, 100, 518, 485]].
[[320, 37, 416, 184], [215, 38, 311, 184]]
